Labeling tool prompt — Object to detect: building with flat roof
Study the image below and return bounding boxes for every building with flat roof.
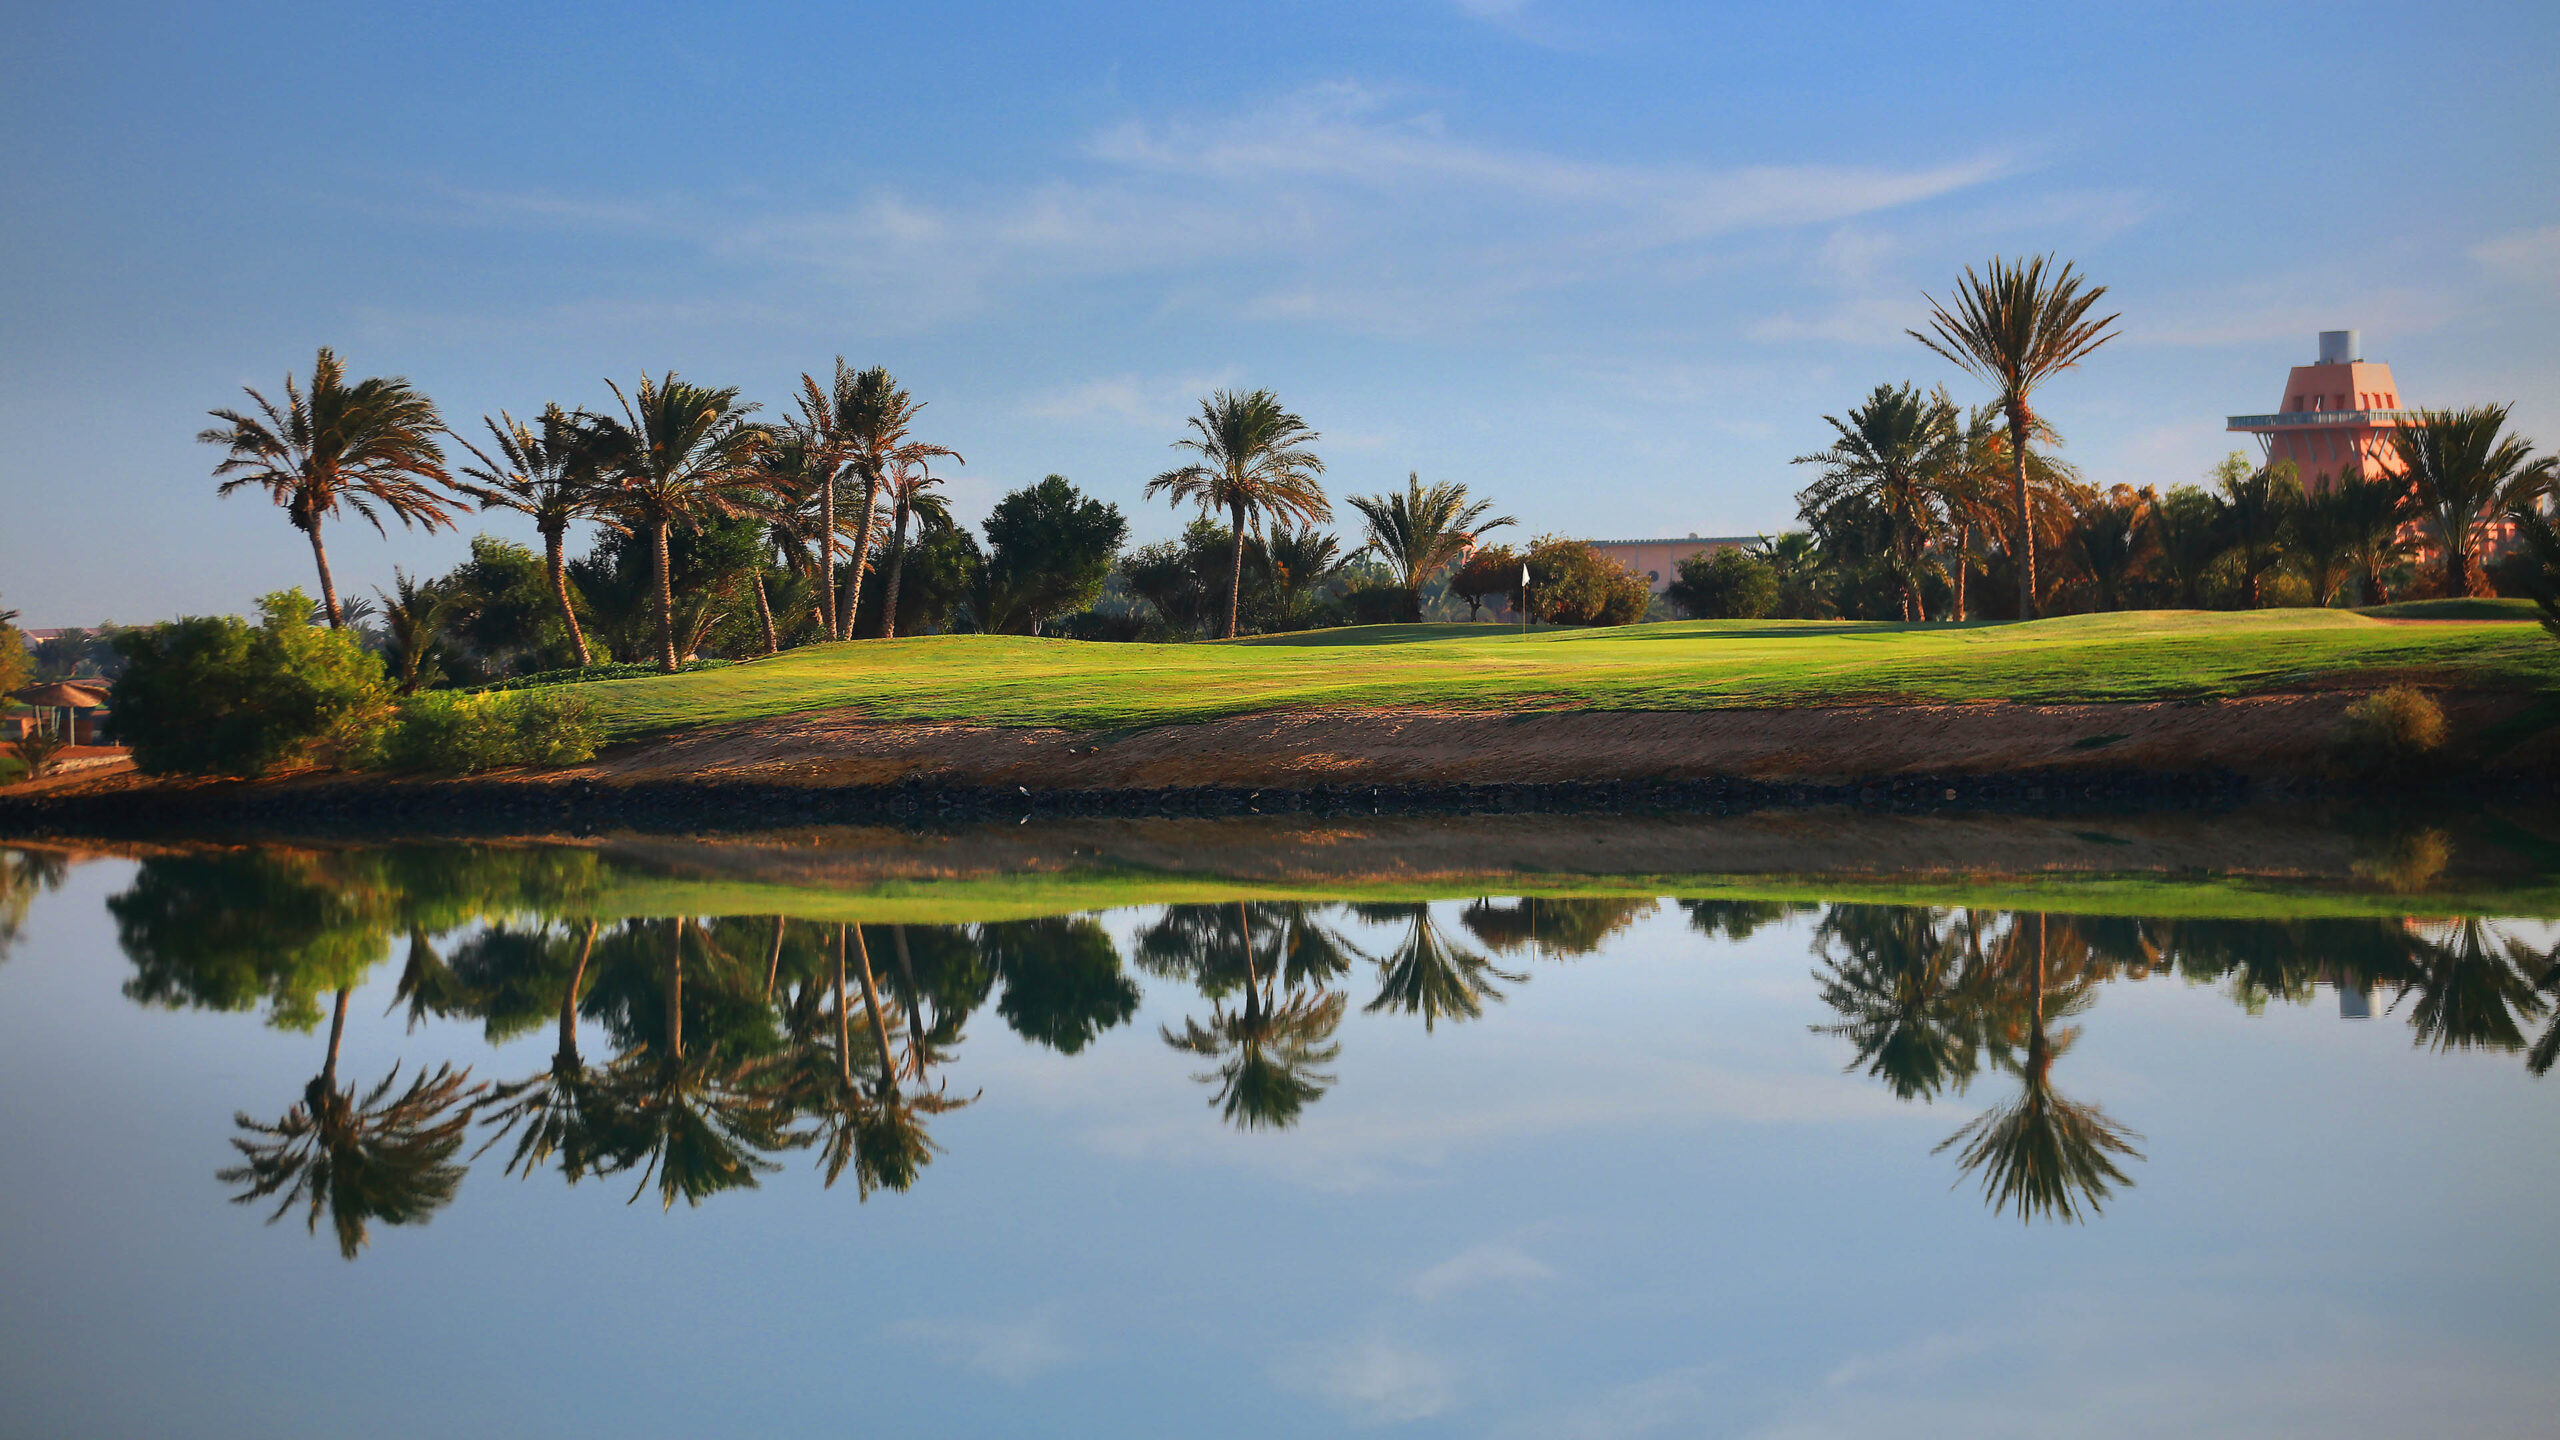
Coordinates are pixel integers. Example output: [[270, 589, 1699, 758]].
[[1582, 534, 1759, 595], [2225, 330, 2412, 493]]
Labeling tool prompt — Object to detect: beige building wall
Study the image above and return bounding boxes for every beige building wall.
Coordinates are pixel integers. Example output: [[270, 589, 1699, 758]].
[[1582, 536, 1759, 595]]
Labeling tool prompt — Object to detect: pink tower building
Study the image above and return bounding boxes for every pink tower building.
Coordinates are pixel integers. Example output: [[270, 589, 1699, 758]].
[[2225, 330, 2410, 494]]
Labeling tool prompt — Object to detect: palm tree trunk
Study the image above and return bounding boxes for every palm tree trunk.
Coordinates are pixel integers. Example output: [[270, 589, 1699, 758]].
[[560, 919, 597, 1065], [545, 525, 592, 667], [1225, 500, 1248, 639], [307, 518, 343, 629], [819, 474, 840, 640], [764, 916, 786, 1000], [892, 925, 928, 1080], [842, 470, 881, 640], [1237, 899, 1262, 1025], [879, 502, 911, 640], [752, 571, 779, 655], [1954, 523, 1970, 621], [651, 518, 678, 672], [851, 925, 897, 1090], [2006, 403, 2036, 619]]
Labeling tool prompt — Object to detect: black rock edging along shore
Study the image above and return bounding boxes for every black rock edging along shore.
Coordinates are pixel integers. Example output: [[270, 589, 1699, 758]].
[[0, 768, 2279, 841]]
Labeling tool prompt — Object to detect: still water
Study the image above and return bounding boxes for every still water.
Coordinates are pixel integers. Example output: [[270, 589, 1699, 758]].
[[2, 816, 2556, 1438]]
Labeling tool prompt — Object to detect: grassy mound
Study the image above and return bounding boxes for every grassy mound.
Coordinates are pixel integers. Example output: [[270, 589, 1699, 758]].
[[559, 609, 2560, 739], [2358, 597, 2543, 621]]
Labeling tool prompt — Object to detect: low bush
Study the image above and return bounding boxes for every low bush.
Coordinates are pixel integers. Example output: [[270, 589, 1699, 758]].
[[2331, 685, 2446, 780], [371, 689, 599, 773], [466, 658, 729, 694], [110, 590, 391, 776], [1668, 548, 1779, 619]]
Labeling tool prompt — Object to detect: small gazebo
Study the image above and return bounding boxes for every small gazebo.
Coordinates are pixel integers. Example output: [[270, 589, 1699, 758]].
[[9, 681, 111, 745]]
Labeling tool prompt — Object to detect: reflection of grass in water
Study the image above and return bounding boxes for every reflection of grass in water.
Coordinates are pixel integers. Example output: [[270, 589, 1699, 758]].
[[576, 866, 2560, 926]]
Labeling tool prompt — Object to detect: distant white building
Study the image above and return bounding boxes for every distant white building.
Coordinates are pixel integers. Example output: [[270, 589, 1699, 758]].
[[1581, 535, 1758, 595]]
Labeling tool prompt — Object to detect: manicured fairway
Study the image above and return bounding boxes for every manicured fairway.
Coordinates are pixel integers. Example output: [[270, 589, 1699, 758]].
[[575, 610, 2560, 738]]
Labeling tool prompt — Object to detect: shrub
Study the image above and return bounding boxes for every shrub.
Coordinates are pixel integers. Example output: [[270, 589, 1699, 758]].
[[2331, 685, 2446, 780], [1449, 544, 1521, 620], [8, 725, 69, 780], [372, 689, 598, 773], [1523, 537, 1651, 626], [111, 590, 392, 777], [1668, 548, 1779, 619]]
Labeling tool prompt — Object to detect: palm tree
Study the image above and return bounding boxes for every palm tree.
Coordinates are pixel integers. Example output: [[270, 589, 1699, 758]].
[[2290, 476, 2374, 606], [2387, 405, 2557, 597], [2067, 487, 2151, 612], [1793, 383, 1958, 621], [1146, 390, 1330, 639], [200, 347, 461, 628], [1912, 257, 2120, 619], [600, 917, 799, 1208], [372, 568, 450, 694], [2511, 501, 2560, 641], [877, 452, 962, 640], [1345, 474, 1514, 624], [2214, 455, 2303, 609], [2334, 468, 2418, 606], [582, 374, 773, 671], [2390, 917, 2547, 1055], [830, 367, 959, 640], [219, 983, 484, 1258], [1812, 905, 1989, 1102], [457, 404, 609, 666], [1154, 900, 1345, 1129]]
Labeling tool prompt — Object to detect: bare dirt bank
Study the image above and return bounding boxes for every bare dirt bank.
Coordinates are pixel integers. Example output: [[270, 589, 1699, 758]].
[[572, 692, 2557, 790]]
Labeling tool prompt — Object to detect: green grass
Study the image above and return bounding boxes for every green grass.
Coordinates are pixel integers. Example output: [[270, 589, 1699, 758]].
[[570, 609, 2560, 739], [2358, 597, 2544, 621]]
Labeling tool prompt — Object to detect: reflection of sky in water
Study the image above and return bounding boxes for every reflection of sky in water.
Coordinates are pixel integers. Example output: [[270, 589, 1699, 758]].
[[2, 859, 2555, 1438]]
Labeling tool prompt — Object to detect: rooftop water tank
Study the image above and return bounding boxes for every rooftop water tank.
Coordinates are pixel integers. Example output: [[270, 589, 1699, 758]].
[[2318, 330, 2361, 364]]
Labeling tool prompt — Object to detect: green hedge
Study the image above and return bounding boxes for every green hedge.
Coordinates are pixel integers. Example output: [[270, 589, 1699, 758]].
[[372, 690, 599, 774]]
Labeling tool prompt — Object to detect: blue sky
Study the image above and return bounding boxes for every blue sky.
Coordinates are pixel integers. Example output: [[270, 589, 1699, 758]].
[[3, 0, 2555, 626]]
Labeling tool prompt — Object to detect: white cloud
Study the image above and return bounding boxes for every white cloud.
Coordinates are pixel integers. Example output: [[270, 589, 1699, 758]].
[[1409, 1241, 1557, 1301], [2471, 224, 2560, 294], [1276, 1334, 1461, 1424], [891, 1312, 1075, 1384]]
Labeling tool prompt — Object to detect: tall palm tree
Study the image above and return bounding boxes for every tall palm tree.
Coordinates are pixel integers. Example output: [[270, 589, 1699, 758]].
[[1146, 390, 1330, 639], [457, 404, 609, 666], [1793, 383, 1959, 621], [2290, 475, 2376, 606], [219, 983, 484, 1258], [1346, 473, 1514, 624], [1912, 256, 2120, 619], [785, 359, 872, 640], [876, 452, 962, 640], [2334, 468, 2418, 606], [831, 367, 959, 640], [583, 374, 773, 671], [2387, 405, 2556, 598], [200, 347, 461, 628]]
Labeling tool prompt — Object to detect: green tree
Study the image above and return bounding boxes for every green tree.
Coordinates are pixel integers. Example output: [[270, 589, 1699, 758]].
[[982, 916, 1140, 1053], [1345, 473, 1514, 624], [457, 404, 608, 666], [981, 476, 1130, 635], [1912, 257, 2120, 619], [2290, 475, 2385, 606], [1523, 536, 1650, 625], [1262, 523, 1349, 629], [2509, 501, 2560, 642], [474, 921, 627, 1185], [2387, 405, 2556, 598], [877, 449, 965, 640], [1146, 389, 1331, 639], [1667, 547, 1778, 619], [372, 568, 452, 694], [2212, 454, 2303, 609], [1792, 383, 1958, 621], [1811, 906, 1987, 1102], [2146, 484, 2223, 608], [2066, 487, 2152, 612], [583, 375, 773, 671], [1448, 543, 1521, 621], [200, 347, 463, 629], [111, 590, 390, 776], [0, 596, 30, 699], [830, 367, 959, 641]]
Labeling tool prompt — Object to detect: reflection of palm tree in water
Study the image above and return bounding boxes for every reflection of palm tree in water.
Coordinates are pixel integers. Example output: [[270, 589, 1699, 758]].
[[1352, 902, 1525, 1031], [1934, 913, 2144, 1224], [820, 923, 968, 1195], [602, 917, 798, 1209], [221, 981, 483, 1259], [1161, 901, 1346, 1130], [478, 920, 622, 1184], [2392, 917, 2549, 1056], [0, 848, 70, 964], [1810, 905, 1988, 1102]]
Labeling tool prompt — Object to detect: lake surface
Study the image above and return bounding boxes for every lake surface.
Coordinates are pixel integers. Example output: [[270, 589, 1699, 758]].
[[2, 815, 2556, 1438]]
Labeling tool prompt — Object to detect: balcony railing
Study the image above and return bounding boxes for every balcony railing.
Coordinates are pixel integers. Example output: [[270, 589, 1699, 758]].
[[2226, 409, 2418, 431]]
